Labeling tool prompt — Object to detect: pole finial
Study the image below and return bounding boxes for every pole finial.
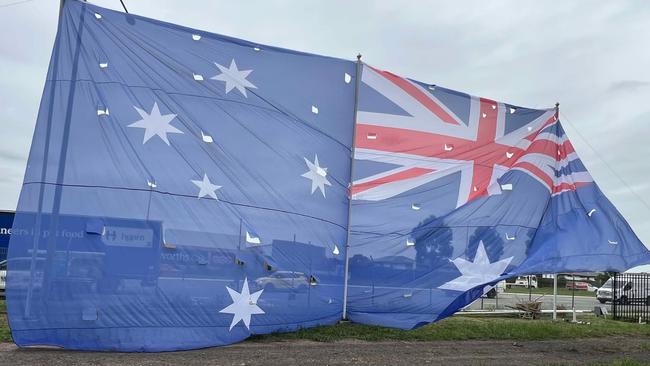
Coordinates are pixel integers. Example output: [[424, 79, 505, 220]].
[[555, 102, 560, 119], [356, 53, 362, 61]]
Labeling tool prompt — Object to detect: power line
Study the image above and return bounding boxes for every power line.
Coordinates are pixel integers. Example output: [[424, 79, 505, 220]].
[[560, 111, 650, 213]]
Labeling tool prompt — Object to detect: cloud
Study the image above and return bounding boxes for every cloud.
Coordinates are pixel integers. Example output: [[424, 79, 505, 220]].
[[608, 80, 650, 93], [0, 148, 27, 163]]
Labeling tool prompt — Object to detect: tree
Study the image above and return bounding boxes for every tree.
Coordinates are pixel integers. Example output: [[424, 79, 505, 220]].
[[349, 254, 372, 269], [411, 215, 453, 270], [466, 227, 504, 262]]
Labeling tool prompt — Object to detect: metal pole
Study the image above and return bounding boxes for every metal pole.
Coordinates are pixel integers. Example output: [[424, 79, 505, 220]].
[[571, 274, 577, 322], [28, 0, 86, 313], [613, 273, 617, 320], [25, 0, 69, 318], [341, 54, 363, 320], [528, 276, 531, 301], [553, 273, 558, 320], [571, 274, 575, 309], [552, 103, 560, 322], [370, 255, 375, 305], [237, 218, 242, 291], [308, 259, 312, 306]]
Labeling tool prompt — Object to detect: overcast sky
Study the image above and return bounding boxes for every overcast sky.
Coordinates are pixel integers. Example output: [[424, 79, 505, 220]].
[[1, 0, 649, 270]]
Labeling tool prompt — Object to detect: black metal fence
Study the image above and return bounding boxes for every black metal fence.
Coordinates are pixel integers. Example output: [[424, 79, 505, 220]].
[[612, 272, 650, 323]]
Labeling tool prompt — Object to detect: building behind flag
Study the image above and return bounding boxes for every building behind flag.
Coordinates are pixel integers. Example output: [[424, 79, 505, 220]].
[[0, 211, 13, 261]]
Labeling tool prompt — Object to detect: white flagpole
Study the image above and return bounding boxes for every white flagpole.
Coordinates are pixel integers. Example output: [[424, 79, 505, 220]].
[[552, 103, 559, 322], [342, 54, 363, 320], [553, 273, 558, 320]]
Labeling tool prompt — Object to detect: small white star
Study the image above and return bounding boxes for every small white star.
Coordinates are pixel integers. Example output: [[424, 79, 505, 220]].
[[211, 59, 257, 98], [301, 154, 332, 197], [438, 241, 513, 292], [191, 174, 222, 200], [128, 102, 183, 145], [219, 278, 265, 331]]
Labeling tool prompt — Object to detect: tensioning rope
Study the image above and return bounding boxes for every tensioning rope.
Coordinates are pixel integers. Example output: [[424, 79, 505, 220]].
[[560, 111, 650, 213]]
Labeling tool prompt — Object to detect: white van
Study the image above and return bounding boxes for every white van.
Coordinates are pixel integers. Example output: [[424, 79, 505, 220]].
[[597, 277, 650, 305], [507, 275, 538, 288]]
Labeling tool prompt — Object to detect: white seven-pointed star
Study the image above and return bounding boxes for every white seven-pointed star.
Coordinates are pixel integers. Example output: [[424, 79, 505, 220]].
[[219, 278, 265, 331], [438, 241, 513, 292], [211, 59, 257, 98], [301, 154, 332, 197], [191, 173, 222, 200], [127, 102, 183, 145]]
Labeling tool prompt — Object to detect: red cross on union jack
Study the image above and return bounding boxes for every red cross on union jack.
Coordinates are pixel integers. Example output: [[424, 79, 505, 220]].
[[351, 65, 592, 207]]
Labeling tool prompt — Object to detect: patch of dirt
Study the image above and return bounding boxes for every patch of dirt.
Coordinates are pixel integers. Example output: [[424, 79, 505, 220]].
[[1, 337, 649, 365]]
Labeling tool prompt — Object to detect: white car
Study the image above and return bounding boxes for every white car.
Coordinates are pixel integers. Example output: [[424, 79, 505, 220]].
[[0, 260, 6, 295], [509, 275, 538, 288], [0, 257, 46, 293], [255, 271, 309, 290]]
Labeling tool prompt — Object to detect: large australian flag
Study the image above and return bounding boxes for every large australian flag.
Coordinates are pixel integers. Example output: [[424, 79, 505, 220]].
[[7, 0, 355, 351], [6, 0, 650, 352]]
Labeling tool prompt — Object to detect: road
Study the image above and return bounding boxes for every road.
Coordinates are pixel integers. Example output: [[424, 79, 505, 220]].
[[465, 292, 605, 312]]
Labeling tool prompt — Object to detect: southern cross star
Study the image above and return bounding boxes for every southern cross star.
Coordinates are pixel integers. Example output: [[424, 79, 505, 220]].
[[438, 240, 513, 292], [191, 173, 222, 200], [219, 278, 265, 331], [301, 154, 332, 198], [211, 59, 257, 98], [128, 102, 183, 145]]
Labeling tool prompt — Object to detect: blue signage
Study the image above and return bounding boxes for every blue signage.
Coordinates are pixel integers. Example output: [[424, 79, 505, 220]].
[[0, 211, 14, 261]]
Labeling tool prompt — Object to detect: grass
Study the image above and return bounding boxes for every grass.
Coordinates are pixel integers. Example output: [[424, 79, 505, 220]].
[[0, 314, 8, 343], [0, 300, 646, 345], [505, 286, 596, 297], [0, 300, 8, 343], [250, 315, 650, 343]]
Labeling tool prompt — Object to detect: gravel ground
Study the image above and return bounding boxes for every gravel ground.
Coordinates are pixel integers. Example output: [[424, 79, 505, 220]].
[[0, 337, 649, 366]]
